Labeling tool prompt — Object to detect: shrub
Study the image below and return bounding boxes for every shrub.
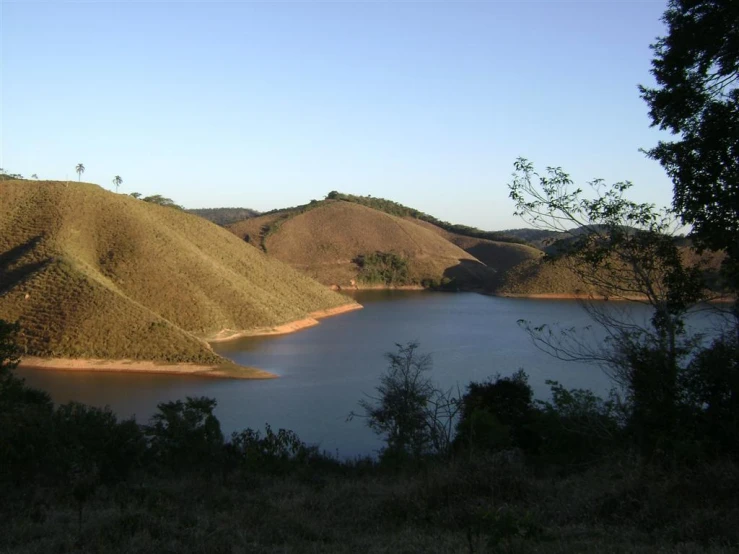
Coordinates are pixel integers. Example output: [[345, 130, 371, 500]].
[[354, 251, 410, 285], [454, 370, 539, 455], [144, 397, 224, 473]]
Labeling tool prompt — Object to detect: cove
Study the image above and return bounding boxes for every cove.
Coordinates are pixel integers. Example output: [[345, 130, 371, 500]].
[[17, 291, 720, 458]]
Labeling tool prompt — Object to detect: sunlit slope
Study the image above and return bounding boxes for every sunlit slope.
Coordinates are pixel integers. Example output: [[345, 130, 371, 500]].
[[0, 181, 354, 362], [229, 201, 493, 287]]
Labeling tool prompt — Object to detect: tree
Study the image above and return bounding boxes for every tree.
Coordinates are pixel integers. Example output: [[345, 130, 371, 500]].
[[142, 194, 183, 210], [639, 0, 739, 265], [129, 192, 142, 199], [508, 159, 717, 454], [350, 342, 460, 461], [31, 174, 38, 180], [75, 163, 85, 181], [112, 175, 122, 193]]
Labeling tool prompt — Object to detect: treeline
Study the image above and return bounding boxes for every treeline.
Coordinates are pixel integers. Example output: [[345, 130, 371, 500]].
[[187, 207, 261, 226], [325, 191, 533, 246]]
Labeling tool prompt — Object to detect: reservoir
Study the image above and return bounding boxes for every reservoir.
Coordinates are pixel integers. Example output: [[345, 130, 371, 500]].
[[17, 291, 722, 458]]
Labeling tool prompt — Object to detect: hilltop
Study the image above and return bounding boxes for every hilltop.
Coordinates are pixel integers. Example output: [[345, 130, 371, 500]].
[[0, 180, 357, 374], [228, 200, 496, 289]]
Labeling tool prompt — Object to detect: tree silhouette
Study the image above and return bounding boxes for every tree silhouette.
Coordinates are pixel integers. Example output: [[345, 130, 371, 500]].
[[112, 175, 122, 193], [640, 0, 739, 265], [75, 164, 85, 182], [31, 174, 38, 180]]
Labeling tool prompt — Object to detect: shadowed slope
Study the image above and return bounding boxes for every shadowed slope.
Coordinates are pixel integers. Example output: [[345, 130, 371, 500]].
[[402, 217, 544, 277], [0, 181, 356, 364], [229, 201, 494, 288]]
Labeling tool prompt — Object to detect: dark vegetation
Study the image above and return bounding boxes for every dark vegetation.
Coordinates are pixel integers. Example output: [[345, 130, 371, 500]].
[[187, 207, 261, 226], [353, 251, 411, 286]]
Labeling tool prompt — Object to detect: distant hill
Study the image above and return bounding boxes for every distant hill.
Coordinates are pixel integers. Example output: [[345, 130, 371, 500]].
[[187, 207, 260, 226], [323, 192, 533, 246], [0, 180, 355, 367], [498, 228, 567, 250], [228, 200, 495, 289]]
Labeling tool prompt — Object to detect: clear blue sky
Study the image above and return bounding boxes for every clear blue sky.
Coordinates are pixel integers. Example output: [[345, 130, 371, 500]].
[[2, 0, 672, 230]]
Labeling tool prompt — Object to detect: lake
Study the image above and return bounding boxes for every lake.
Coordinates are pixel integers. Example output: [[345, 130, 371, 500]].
[[17, 291, 723, 458]]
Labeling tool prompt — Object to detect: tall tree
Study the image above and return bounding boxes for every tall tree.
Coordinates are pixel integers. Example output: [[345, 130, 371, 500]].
[[639, 0, 739, 265], [112, 175, 123, 193], [75, 163, 85, 182]]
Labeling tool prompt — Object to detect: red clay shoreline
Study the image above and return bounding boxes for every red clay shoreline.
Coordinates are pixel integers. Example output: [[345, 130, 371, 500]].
[[17, 302, 363, 379]]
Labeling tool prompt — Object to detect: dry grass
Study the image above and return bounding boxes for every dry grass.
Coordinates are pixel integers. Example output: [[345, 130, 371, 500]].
[[230, 201, 495, 288], [0, 180, 355, 363], [2, 456, 737, 553]]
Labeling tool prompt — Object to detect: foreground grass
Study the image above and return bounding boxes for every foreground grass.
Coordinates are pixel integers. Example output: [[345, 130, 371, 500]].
[[3, 455, 737, 553]]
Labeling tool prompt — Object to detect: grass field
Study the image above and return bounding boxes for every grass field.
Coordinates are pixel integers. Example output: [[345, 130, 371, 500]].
[[0, 180, 356, 364], [3, 453, 737, 554]]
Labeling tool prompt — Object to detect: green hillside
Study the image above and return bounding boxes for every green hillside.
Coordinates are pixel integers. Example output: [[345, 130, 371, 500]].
[[0, 180, 356, 365], [229, 200, 495, 289]]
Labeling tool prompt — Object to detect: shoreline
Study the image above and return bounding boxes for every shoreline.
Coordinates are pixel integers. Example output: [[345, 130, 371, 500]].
[[17, 357, 277, 380], [330, 284, 425, 291], [17, 302, 363, 379], [207, 302, 363, 342], [495, 292, 736, 302]]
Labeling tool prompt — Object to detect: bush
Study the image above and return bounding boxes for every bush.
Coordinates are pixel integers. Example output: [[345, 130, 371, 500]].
[[353, 251, 410, 285], [144, 397, 224, 473], [679, 333, 739, 460], [535, 381, 624, 467], [228, 424, 319, 474], [454, 370, 540, 455]]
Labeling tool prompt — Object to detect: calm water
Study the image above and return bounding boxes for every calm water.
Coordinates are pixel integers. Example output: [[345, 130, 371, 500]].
[[17, 292, 722, 458]]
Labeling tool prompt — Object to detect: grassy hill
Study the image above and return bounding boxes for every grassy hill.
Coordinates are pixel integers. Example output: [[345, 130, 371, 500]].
[[228, 200, 495, 288], [0, 180, 355, 364]]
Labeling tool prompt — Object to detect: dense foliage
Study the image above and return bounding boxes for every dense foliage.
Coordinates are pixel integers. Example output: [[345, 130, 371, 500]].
[[186, 207, 260, 226], [640, 0, 739, 273], [353, 251, 410, 285]]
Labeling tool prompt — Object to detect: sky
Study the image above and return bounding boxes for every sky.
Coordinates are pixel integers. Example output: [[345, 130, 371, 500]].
[[1, 0, 674, 231]]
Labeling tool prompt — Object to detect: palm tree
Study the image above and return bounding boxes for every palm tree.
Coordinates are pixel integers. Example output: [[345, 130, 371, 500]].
[[112, 175, 123, 193], [75, 163, 85, 181]]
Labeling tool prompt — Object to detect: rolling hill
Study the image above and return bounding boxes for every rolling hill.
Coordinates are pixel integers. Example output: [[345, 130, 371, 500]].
[[228, 200, 496, 289], [0, 180, 357, 371]]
